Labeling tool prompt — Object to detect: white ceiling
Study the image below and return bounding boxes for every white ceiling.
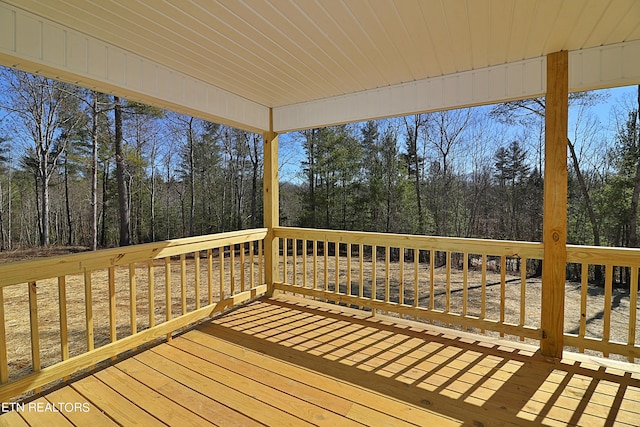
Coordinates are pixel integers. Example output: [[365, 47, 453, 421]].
[[2, 0, 640, 131]]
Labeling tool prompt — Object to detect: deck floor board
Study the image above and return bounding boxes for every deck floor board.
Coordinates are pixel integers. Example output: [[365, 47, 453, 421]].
[[2, 295, 639, 426]]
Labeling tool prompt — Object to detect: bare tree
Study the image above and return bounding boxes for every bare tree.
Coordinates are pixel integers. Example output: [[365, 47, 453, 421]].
[[403, 115, 426, 234], [491, 93, 605, 247], [425, 109, 471, 236], [628, 86, 640, 248], [114, 96, 130, 246], [2, 70, 81, 245]]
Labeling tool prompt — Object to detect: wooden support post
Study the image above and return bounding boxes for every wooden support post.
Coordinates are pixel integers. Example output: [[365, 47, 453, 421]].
[[264, 109, 279, 295], [541, 50, 568, 358]]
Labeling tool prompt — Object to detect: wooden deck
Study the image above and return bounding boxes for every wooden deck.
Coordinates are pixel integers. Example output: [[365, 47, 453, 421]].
[[1, 295, 639, 427]]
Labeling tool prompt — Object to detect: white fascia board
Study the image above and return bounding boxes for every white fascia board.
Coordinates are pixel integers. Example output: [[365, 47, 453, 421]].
[[272, 57, 547, 133], [0, 2, 270, 133], [569, 39, 640, 93], [273, 40, 640, 133]]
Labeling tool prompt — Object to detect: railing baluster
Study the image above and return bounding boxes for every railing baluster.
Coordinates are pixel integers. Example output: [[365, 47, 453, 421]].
[[230, 245, 236, 295], [500, 256, 506, 337], [58, 276, 69, 361], [399, 247, 404, 305], [195, 251, 201, 309], [323, 240, 328, 293], [603, 264, 613, 357], [219, 247, 225, 300], [445, 251, 451, 313], [28, 281, 40, 372], [429, 250, 435, 312], [207, 249, 213, 304], [463, 252, 468, 319], [148, 260, 155, 329], [629, 266, 638, 362], [371, 245, 377, 303], [519, 258, 527, 341], [84, 272, 94, 351], [258, 240, 263, 285], [578, 262, 588, 352], [180, 254, 187, 315], [250, 242, 255, 289], [165, 257, 172, 341], [240, 244, 246, 292], [108, 267, 116, 343], [347, 243, 352, 296], [385, 246, 390, 303], [0, 287, 8, 384], [335, 242, 339, 294], [313, 240, 318, 290], [292, 240, 297, 288], [481, 254, 487, 328], [283, 238, 288, 284], [413, 248, 418, 309], [303, 240, 308, 289], [129, 264, 137, 335], [359, 244, 364, 300]]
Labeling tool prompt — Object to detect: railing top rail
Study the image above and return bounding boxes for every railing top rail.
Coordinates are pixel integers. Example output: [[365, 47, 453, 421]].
[[274, 226, 544, 258], [566, 244, 640, 266], [0, 228, 268, 288]]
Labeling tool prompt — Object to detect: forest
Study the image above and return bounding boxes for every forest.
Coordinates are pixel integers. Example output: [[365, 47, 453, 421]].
[[0, 67, 639, 256]]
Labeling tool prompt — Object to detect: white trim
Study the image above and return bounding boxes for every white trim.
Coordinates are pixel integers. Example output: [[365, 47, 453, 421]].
[[569, 39, 640, 93], [273, 40, 640, 132], [273, 57, 546, 132], [0, 2, 270, 132]]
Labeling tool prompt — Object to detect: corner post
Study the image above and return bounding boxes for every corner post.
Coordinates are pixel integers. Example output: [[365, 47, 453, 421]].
[[263, 109, 279, 295], [541, 51, 568, 358]]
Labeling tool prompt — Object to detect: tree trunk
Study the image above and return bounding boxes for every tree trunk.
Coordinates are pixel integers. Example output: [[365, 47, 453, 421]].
[[39, 172, 49, 246], [404, 115, 425, 234], [90, 92, 99, 250], [250, 134, 260, 229], [628, 86, 640, 248], [7, 171, 11, 250], [114, 96, 130, 246], [567, 137, 603, 281], [100, 163, 109, 247], [150, 146, 156, 242], [64, 154, 73, 245], [188, 117, 195, 236]]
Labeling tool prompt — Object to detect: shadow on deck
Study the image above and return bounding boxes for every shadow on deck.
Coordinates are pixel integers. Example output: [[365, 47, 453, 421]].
[[1, 295, 639, 426]]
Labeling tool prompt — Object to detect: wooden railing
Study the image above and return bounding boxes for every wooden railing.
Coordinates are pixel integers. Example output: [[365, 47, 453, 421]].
[[273, 227, 544, 341], [1, 226, 637, 402], [0, 228, 267, 401], [273, 227, 640, 362], [565, 245, 640, 361]]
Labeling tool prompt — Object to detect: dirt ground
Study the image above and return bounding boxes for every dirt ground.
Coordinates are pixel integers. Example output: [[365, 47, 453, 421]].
[[1, 247, 638, 385]]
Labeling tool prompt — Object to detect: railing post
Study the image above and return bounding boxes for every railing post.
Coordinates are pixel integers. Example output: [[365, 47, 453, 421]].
[[541, 51, 568, 358], [263, 109, 279, 295]]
